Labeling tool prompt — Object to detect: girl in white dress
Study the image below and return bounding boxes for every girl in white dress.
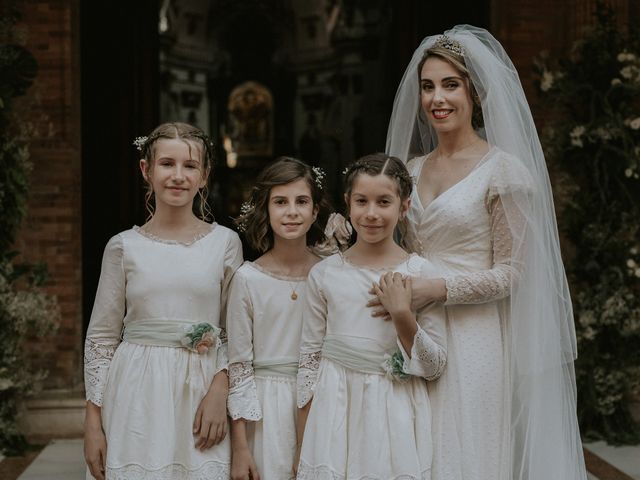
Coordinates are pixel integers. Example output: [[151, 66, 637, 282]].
[[227, 157, 331, 480], [296, 154, 447, 480], [83, 122, 242, 480], [384, 27, 587, 480]]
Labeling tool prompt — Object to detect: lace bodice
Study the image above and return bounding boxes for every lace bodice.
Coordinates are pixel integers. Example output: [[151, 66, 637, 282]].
[[83, 225, 242, 406], [406, 148, 533, 305]]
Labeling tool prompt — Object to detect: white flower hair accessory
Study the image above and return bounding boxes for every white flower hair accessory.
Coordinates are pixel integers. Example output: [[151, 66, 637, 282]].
[[237, 201, 254, 232], [312, 166, 325, 189], [133, 136, 148, 152]]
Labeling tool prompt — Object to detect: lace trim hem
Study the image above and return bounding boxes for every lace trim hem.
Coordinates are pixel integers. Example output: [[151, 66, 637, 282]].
[[106, 460, 230, 480], [296, 461, 429, 480]]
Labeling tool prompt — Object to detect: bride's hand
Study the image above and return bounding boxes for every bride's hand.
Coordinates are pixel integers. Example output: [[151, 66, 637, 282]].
[[368, 276, 447, 315]]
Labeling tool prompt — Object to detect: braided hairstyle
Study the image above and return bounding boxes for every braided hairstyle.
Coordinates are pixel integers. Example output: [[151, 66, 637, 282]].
[[343, 153, 414, 251], [137, 122, 215, 221]]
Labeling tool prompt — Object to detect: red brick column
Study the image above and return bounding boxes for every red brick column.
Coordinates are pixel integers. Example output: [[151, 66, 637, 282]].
[[14, 0, 83, 393]]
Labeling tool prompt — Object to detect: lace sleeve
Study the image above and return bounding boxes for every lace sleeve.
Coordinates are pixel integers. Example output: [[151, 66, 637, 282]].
[[399, 287, 447, 380], [444, 196, 517, 305], [296, 352, 321, 408], [84, 339, 119, 406], [84, 235, 126, 406], [227, 361, 262, 421]]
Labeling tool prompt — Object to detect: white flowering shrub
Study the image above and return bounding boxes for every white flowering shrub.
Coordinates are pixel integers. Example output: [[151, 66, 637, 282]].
[[535, 5, 640, 443]]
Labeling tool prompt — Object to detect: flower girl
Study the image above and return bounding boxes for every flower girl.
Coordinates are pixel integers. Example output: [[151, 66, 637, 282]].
[[295, 154, 447, 479], [83, 122, 242, 479], [227, 157, 330, 480]]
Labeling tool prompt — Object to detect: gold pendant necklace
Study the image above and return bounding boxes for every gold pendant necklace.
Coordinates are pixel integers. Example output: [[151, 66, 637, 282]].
[[267, 252, 303, 301], [290, 286, 299, 301]]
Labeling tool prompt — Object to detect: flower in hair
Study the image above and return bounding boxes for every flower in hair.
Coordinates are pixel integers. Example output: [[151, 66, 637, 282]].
[[434, 34, 465, 56], [240, 201, 254, 215], [312, 166, 326, 189], [133, 136, 148, 151], [237, 201, 254, 232], [342, 167, 349, 175]]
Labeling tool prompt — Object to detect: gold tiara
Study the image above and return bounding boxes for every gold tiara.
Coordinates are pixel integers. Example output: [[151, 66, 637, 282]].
[[434, 34, 464, 56]]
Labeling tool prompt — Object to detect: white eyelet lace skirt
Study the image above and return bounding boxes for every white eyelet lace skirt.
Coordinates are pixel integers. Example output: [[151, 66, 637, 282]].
[[86, 341, 230, 480], [297, 358, 432, 480]]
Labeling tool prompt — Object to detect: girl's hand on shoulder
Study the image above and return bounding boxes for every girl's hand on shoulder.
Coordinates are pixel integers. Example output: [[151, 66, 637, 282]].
[[84, 414, 107, 480], [231, 447, 260, 480], [194, 371, 229, 450], [372, 272, 412, 320]]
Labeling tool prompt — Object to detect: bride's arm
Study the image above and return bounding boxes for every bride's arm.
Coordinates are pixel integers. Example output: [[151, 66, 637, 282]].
[[370, 195, 520, 313], [440, 195, 521, 306]]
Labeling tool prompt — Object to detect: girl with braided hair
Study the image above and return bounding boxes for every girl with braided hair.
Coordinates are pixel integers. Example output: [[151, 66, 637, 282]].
[[295, 153, 447, 479], [83, 122, 242, 479]]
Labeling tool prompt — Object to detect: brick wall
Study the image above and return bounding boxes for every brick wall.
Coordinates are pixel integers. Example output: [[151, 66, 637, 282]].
[[492, 0, 631, 122], [14, 0, 83, 391]]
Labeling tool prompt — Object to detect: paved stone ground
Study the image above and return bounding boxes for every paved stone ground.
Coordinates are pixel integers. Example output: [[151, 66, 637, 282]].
[[0, 439, 638, 479]]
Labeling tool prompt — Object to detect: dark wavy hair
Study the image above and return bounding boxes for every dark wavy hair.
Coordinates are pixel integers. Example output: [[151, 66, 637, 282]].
[[138, 122, 215, 221], [236, 156, 331, 253], [343, 153, 414, 251]]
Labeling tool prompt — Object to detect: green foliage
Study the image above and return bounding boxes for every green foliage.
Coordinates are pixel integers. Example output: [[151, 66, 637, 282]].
[[535, 3, 640, 443], [0, 2, 60, 455]]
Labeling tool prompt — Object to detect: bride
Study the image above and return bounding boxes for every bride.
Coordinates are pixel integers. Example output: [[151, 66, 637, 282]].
[[379, 25, 588, 480]]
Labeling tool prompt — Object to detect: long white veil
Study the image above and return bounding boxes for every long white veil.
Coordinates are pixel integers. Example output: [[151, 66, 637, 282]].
[[387, 25, 587, 480]]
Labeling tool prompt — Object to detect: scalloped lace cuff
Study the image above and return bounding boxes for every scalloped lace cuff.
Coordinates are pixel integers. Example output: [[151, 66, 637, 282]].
[[296, 351, 321, 408], [84, 338, 119, 407], [228, 362, 262, 421], [399, 329, 446, 381]]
